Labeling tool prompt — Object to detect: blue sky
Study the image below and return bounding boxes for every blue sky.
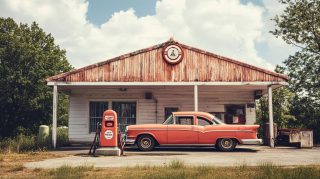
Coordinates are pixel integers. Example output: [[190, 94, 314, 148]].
[[0, 0, 297, 69], [87, 0, 264, 26], [87, 0, 158, 26]]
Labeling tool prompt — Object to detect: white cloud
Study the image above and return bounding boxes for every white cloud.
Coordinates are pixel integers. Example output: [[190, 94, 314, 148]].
[[0, 0, 296, 70], [260, 0, 298, 65]]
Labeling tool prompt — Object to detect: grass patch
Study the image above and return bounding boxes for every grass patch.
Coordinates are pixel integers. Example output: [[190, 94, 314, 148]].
[[168, 159, 185, 169], [0, 152, 67, 178], [257, 164, 320, 179], [49, 165, 94, 179], [0, 156, 320, 179], [9, 164, 25, 172]]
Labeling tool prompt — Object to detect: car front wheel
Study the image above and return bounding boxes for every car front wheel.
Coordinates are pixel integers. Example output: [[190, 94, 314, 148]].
[[137, 135, 155, 151], [216, 138, 237, 152]]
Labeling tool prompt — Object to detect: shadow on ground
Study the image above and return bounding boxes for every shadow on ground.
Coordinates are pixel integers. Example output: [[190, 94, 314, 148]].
[[125, 146, 259, 153]]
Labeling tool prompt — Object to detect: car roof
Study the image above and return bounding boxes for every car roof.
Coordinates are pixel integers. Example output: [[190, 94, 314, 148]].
[[172, 111, 214, 120]]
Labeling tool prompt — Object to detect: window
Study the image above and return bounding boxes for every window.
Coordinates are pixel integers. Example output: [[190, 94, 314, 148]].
[[164, 107, 179, 122], [225, 105, 246, 124], [163, 115, 174, 124], [175, 116, 194, 125], [197, 116, 213, 126], [89, 101, 108, 133], [112, 102, 136, 132]]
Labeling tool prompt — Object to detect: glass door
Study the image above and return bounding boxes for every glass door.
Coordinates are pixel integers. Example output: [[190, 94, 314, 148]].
[[112, 102, 137, 132]]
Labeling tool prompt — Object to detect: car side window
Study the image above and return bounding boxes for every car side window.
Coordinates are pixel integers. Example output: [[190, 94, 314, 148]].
[[197, 116, 213, 126], [175, 116, 194, 125]]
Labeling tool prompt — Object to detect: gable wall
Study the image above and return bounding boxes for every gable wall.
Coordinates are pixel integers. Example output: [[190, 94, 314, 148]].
[[64, 47, 285, 83]]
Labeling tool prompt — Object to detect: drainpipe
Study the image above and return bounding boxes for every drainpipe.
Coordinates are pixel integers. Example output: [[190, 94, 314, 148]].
[[153, 96, 158, 123]]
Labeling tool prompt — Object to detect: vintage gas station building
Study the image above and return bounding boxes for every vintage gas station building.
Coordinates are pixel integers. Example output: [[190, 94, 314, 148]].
[[47, 39, 288, 148]]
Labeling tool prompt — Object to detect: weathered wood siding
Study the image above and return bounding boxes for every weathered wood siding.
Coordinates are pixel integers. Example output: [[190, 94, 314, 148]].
[[49, 42, 287, 83], [68, 86, 256, 142]]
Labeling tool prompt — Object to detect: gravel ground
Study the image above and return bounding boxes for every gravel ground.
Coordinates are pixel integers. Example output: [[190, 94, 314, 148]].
[[24, 145, 320, 168]]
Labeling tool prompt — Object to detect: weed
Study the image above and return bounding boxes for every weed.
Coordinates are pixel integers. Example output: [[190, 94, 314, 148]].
[[168, 159, 185, 169], [10, 164, 24, 172], [49, 165, 94, 179]]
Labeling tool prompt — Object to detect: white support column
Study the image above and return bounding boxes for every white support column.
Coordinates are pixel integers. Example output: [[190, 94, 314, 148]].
[[52, 85, 58, 149], [268, 85, 274, 148], [194, 85, 198, 112]]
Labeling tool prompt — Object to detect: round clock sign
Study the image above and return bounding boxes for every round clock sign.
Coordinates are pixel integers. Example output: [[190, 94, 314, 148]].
[[162, 44, 183, 64]]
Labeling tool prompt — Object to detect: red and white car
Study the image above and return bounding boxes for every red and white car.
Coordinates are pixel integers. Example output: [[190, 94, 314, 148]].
[[126, 111, 262, 152]]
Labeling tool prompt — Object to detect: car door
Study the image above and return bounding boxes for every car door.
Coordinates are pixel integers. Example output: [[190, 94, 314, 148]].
[[167, 115, 198, 144], [196, 116, 216, 144]]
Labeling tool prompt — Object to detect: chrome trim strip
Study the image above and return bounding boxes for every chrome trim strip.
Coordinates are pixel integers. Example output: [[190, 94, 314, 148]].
[[240, 139, 262, 145], [129, 129, 254, 133], [125, 138, 136, 145], [160, 144, 215, 146]]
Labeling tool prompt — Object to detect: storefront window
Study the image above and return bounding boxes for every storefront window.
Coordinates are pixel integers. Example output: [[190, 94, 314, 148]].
[[89, 101, 108, 133], [112, 102, 136, 132], [225, 105, 246, 124]]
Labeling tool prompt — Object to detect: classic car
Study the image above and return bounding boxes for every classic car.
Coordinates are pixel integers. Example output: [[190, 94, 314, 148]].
[[125, 111, 262, 152]]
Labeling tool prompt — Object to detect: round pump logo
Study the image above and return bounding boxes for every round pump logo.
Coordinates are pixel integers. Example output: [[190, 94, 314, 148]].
[[162, 44, 183, 64], [104, 130, 113, 140]]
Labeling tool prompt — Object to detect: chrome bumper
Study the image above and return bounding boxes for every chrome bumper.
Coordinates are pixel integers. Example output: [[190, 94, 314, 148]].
[[125, 138, 135, 145], [240, 139, 262, 145]]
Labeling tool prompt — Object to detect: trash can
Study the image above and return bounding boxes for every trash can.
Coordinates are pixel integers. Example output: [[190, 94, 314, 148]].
[[263, 122, 277, 146]]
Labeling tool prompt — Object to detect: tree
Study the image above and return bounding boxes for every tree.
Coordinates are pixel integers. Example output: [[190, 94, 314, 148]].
[[272, 0, 320, 143], [0, 18, 72, 137], [256, 66, 296, 128]]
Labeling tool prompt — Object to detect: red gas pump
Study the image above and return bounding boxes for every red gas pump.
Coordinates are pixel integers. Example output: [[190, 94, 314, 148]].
[[100, 110, 118, 147], [89, 110, 122, 156]]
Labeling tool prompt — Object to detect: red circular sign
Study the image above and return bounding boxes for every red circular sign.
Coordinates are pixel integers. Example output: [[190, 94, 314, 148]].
[[162, 44, 183, 65]]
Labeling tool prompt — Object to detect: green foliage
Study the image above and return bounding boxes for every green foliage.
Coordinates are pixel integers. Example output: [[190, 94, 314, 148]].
[[256, 66, 296, 131], [0, 127, 69, 152], [0, 134, 40, 152], [56, 127, 69, 147], [0, 17, 72, 137], [271, 0, 320, 143]]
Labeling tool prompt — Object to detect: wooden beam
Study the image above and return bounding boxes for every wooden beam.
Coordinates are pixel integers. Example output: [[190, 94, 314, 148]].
[[194, 85, 198, 111], [52, 85, 58, 149], [47, 81, 288, 86], [268, 85, 274, 148]]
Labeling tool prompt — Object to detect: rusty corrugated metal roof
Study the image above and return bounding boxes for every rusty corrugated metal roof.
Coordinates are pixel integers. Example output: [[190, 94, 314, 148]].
[[47, 39, 288, 82]]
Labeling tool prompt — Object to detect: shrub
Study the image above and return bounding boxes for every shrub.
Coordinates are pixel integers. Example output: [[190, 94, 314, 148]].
[[0, 134, 38, 153], [0, 126, 69, 153], [56, 126, 69, 147]]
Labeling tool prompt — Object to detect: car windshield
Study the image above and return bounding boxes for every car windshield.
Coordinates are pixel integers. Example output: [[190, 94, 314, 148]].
[[163, 115, 174, 124], [212, 116, 225, 125]]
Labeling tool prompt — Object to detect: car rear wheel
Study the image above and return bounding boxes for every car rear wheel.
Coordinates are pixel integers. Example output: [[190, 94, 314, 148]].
[[217, 138, 237, 152], [137, 135, 155, 151]]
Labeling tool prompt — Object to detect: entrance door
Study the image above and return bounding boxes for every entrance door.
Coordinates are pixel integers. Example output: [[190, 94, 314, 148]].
[[112, 102, 136, 132]]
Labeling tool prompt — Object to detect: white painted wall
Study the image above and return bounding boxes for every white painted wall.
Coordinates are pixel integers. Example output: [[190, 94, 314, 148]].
[[68, 86, 256, 142]]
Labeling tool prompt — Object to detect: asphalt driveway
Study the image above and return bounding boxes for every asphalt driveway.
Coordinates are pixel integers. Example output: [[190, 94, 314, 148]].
[[24, 145, 320, 169]]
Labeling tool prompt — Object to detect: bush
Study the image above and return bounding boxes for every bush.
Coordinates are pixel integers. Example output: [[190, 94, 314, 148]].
[[0, 134, 39, 153], [56, 126, 69, 147], [0, 126, 69, 153]]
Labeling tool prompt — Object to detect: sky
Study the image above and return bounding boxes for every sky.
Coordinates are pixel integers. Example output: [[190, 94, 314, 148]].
[[0, 0, 297, 71]]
